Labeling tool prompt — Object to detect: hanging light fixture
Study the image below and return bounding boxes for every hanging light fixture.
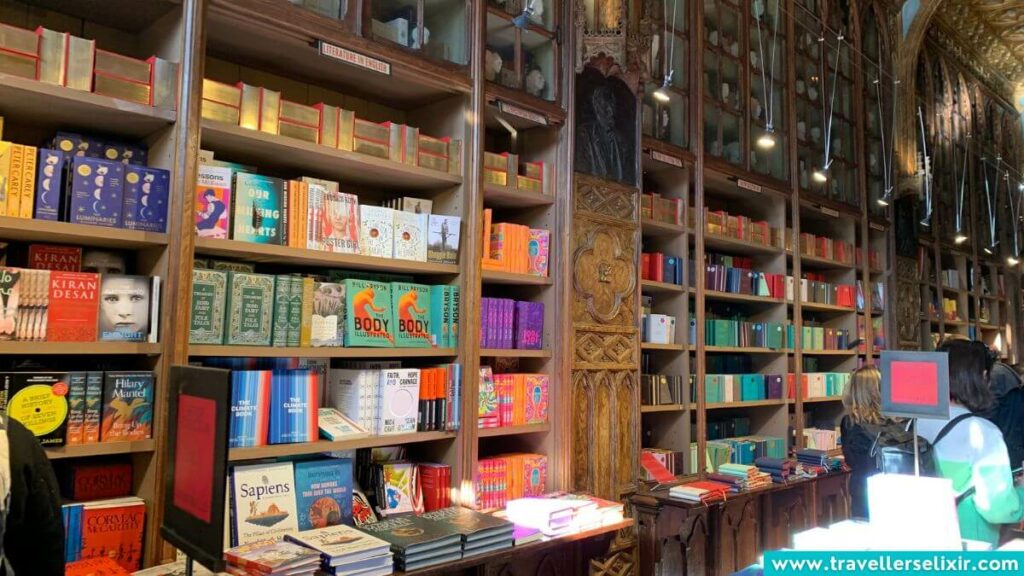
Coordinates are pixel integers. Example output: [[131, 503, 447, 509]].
[[814, 32, 844, 184], [917, 106, 933, 227], [512, 0, 537, 29], [981, 155, 1001, 254], [1006, 173, 1021, 266], [754, 0, 780, 149], [875, 78, 898, 207], [653, 0, 679, 103], [953, 135, 969, 244]]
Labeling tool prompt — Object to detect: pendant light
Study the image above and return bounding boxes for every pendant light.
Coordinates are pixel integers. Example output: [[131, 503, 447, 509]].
[[875, 78, 898, 207], [814, 31, 844, 183], [1006, 173, 1020, 266], [754, 0, 780, 149], [952, 136, 969, 244], [917, 106, 933, 227], [653, 0, 679, 103], [981, 156, 1001, 254]]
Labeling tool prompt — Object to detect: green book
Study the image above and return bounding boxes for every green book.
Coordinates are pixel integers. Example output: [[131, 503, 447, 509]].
[[450, 285, 459, 348], [287, 275, 302, 347], [343, 279, 394, 347], [231, 172, 285, 244], [271, 275, 291, 347], [391, 282, 432, 348], [226, 272, 275, 346], [429, 285, 450, 348], [190, 269, 228, 344]]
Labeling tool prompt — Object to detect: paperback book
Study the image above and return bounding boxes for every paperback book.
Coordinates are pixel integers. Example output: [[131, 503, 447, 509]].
[[359, 205, 394, 258], [393, 211, 428, 261], [285, 524, 391, 568], [195, 165, 232, 239], [232, 173, 284, 245], [311, 282, 345, 347], [189, 269, 227, 344], [223, 539, 320, 574], [320, 191, 360, 254], [427, 214, 460, 265], [229, 370, 271, 448], [77, 497, 146, 571], [28, 244, 81, 272], [68, 157, 124, 228], [46, 271, 99, 342], [318, 407, 369, 441], [379, 368, 420, 435], [122, 165, 169, 233], [100, 371, 154, 441], [1, 372, 70, 446], [343, 279, 394, 347], [294, 458, 353, 529], [231, 462, 300, 545], [97, 275, 152, 342], [268, 370, 318, 444]]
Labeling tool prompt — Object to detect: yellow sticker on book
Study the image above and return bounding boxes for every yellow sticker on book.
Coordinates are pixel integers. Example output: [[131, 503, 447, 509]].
[[8, 384, 68, 436]]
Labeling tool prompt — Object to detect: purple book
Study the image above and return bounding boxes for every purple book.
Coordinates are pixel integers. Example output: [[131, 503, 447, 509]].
[[35, 148, 67, 221], [504, 299, 515, 349], [481, 298, 491, 348], [515, 301, 544, 350], [68, 157, 124, 228], [766, 374, 783, 399], [122, 165, 170, 232]]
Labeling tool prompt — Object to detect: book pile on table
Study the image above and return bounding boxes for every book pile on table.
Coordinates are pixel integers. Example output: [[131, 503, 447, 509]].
[[667, 480, 730, 504], [223, 539, 320, 575], [754, 456, 794, 483], [421, 506, 515, 558], [715, 463, 772, 491], [504, 494, 624, 536], [285, 524, 392, 576], [796, 448, 829, 468], [358, 514, 463, 572]]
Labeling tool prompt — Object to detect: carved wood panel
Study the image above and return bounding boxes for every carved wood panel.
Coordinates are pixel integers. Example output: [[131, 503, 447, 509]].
[[895, 255, 922, 348], [655, 508, 710, 576], [485, 549, 570, 576], [715, 497, 760, 576], [762, 487, 811, 551], [815, 473, 852, 527]]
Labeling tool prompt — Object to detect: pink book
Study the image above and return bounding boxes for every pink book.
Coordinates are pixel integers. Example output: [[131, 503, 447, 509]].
[[524, 374, 548, 424], [528, 229, 550, 277]]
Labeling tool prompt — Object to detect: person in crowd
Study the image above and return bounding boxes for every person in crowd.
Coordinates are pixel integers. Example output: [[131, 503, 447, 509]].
[[1, 414, 64, 575], [983, 350, 1024, 469], [840, 365, 907, 518], [918, 339, 1024, 545]]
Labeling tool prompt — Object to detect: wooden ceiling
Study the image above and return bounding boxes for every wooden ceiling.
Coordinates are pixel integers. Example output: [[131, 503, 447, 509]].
[[937, 1, 1024, 87]]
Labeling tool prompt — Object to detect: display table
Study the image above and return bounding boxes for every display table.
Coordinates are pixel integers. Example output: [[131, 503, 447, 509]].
[[632, 471, 851, 576]]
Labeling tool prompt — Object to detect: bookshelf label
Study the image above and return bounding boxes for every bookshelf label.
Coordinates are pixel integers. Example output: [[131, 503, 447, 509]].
[[497, 101, 548, 125], [736, 179, 762, 194], [819, 206, 840, 218], [317, 41, 391, 75], [870, 222, 885, 231], [650, 150, 683, 167]]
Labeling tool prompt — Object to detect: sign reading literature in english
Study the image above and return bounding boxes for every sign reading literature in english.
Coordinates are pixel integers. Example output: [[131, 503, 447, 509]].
[[316, 40, 391, 76], [879, 350, 951, 420], [161, 366, 232, 572]]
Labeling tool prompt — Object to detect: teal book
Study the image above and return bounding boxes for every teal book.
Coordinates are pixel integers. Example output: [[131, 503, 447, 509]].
[[343, 279, 394, 347], [287, 276, 302, 347], [231, 173, 285, 245], [449, 285, 459, 348], [429, 285, 450, 348], [272, 275, 291, 347], [391, 282, 432, 348]]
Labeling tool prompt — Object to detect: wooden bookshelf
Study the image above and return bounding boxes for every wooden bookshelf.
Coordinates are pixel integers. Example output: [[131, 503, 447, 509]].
[[641, 342, 687, 351], [0, 342, 162, 355], [0, 217, 169, 249], [479, 348, 553, 358], [640, 279, 687, 294], [704, 346, 785, 354], [201, 120, 463, 192], [640, 404, 692, 413], [797, 349, 857, 356], [45, 439, 157, 460], [194, 238, 460, 275], [706, 399, 787, 409], [477, 423, 552, 438], [641, 218, 687, 236], [703, 233, 782, 256], [704, 290, 784, 305], [229, 431, 458, 461], [802, 396, 843, 404], [787, 252, 857, 270], [483, 182, 555, 207], [481, 269, 553, 285], [189, 345, 458, 358], [792, 301, 857, 313]]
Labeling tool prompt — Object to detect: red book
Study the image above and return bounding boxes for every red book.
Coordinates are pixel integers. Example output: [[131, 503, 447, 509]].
[[27, 244, 82, 271], [62, 461, 133, 501], [79, 498, 145, 571], [652, 253, 664, 282], [46, 271, 99, 341], [641, 254, 651, 280], [65, 557, 129, 576]]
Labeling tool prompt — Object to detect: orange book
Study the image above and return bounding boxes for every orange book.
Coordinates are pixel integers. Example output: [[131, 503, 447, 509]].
[[491, 223, 508, 270], [517, 225, 528, 273], [482, 208, 493, 260], [300, 181, 309, 249], [79, 498, 145, 571], [65, 557, 130, 576]]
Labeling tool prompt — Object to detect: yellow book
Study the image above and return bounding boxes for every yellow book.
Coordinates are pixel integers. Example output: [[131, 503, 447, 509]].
[[7, 144, 23, 218], [0, 142, 12, 216], [20, 145, 36, 218]]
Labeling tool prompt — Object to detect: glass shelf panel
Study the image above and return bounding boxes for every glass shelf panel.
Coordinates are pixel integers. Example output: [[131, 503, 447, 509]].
[[486, 11, 519, 90], [370, 0, 469, 65], [523, 33, 556, 101], [643, 89, 688, 148]]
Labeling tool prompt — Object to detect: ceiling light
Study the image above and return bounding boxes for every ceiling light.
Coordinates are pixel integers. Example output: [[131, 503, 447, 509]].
[[876, 197, 889, 207], [812, 168, 827, 183], [653, 71, 674, 103], [984, 246, 994, 255], [757, 132, 776, 149], [1008, 255, 1019, 266], [954, 233, 968, 245]]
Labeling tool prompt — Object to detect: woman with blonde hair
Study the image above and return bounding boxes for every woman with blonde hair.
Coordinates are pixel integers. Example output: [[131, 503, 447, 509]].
[[840, 365, 906, 518]]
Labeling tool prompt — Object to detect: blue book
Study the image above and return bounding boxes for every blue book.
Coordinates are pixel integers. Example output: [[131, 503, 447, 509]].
[[231, 173, 285, 244], [229, 370, 271, 448], [68, 157, 124, 228], [122, 165, 170, 233], [35, 148, 67, 221], [294, 458, 353, 530], [269, 370, 318, 444]]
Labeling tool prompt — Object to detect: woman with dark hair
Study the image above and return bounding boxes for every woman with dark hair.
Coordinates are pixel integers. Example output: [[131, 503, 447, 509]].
[[917, 339, 1024, 545]]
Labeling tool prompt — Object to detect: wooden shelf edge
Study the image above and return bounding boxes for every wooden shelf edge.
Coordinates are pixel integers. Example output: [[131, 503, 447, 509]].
[[481, 269, 553, 285], [802, 396, 843, 404], [189, 345, 458, 358], [640, 279, 687, 293], [705, 346, 785, 354], [640, 404, 690, 413], [479, 348, 552, 358], [482, 183, 555, 207], [0, 342, 161, 355], [641, 343, 686, 351], [704, 290, 784, 304], [477, 423, 551, 437], [0, 216, 169, 248], [228, 431, 456, 461], [706, 399, 786, 409], [46, 439, 156, 460]]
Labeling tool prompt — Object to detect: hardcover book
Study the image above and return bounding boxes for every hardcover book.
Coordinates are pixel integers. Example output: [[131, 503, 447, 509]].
[[429, 284, 451, 348], [35, 148, 67, 221], [286, 275, 302, 347], [189, 269, 227, 344], [285, 524, 391, 564], [527, 229, 550, 277], [229, 370, 271, 448], [419, 506, 513, 542], [391, 282, 432, 348], [268, 370, 318, 444], [79, 497, 146, 571], [294, 458, 353, 529], [232, 173, 284, 245], [393, 211, 428, 261], [46, 271, 99, 342], [195, 165, 232, 239], [97, 274, 152, 342], [122, 166, 169, 233], [225, 272, 274, 346], [83, 371, 103, 443], [231, 462, 300, 545], [357, 514, 462, 555], [318, 407, 369, 441], [68, 157, 124, 228], [358, 205, 395, 258], [28, 244, 81, 271], [61, 461, 133, 501], [376, 461, 418, 515], [320, 191, 360, 254], [427, 214, 460, 265], [379, 368, 420, 434], [343, 279, 394, 347], [223, 539, 319, 574], [1, 372, 70, 446], [271, 275, 291, 347], [514, 301, 544, 350], [0, 267, 19, 341], [478, 367, 498, 428], [100, 371, 153, 442], [311, 282, 345, 347], [524, 374, 549, 424]]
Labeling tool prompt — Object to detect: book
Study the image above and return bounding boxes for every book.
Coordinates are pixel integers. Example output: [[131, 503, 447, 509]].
[[1, 372, 70, 446], [232, 173, 285, 244], [318, 407, 369, 441], [294, 458, 353, 529], [286, 275, 302, 347], [429, 285, 451, 348], [419, 506, 514, 543], [79, 497, 146, 571], [0, 267, 19, 340], [358, 514, 463, 555], [68, 157, 124, 228], [427, 214, 460, 265], [35, 148, 67, 221], [286, 524, 391, 569], [229, 370, 271, 448], [358, 205, 395, 258], [97, 274, 152, 342], [64, 557, 130, 576], [83, 371, 103, 443], [343, 279, 394, 347], [46, 271, 99, 341], [100, 371, 154, 441], [379, 368, 420, 434], [195, 165, 232, 239], [376, 461, 418, 515], [231, 462, 300, 545], [393, 210, 428, 261], [268, 370, 319, 444], [528, 229, 550, 277], [122, 165, 169, 232], [226, 272, 275, 345], [61, 461, 133, 501], [514, 301, 544, 350], [65, 371, 87, 444], [478, 367, 498, 428], [189, 269, 227, 344], [223, 539, 320, 574], [271, 274, 291, 347], [320, 191, 361, 253], [311, 282, 345, 347], [28, 244, 81, 271], [392, 282, 432, 348], [524, 374, 549, 424]]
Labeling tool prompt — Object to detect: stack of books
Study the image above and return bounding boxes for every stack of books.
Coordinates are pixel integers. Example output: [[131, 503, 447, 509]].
[[286, 525, 392, 576], [505, 497, 577, 536], [358, 515, 463, 572], [754, 457, 794, 483], [421, 506, 514, 558], [223, 540, 321, 575], [667, 480, 730, 504], [795, 448, 829, 468], [716, 463, 772, 491]]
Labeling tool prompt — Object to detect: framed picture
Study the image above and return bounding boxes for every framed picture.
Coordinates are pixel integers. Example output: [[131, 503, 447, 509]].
[[879, 350, 950, 420]]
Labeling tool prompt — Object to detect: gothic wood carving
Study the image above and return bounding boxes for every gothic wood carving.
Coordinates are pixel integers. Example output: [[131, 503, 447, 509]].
[[486, 549, 568, 576], [655, 511, 709, 576], [815, 473, 852, 526], [716, 497, 760, 576], [896, 256, 922, 348], [763, 488, 811, 551]]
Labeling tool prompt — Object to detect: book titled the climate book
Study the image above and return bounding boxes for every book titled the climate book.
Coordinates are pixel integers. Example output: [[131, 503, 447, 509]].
[[229, 370, 271, 448], [231, 461, 300, 545], [343, 279, 394, 347], [268, 370, 318, 444]]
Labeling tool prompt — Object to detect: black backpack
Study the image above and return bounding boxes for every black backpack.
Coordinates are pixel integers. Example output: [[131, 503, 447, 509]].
[[870, 413, 974, 477]]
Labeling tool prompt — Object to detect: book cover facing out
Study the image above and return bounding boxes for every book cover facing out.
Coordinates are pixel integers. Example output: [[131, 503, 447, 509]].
[[122, 165, 169, 233], [231, 461, 299, 545], [226, 272, 274, 346], [427, 214, 460, 265], [68, 157, 124, 228], [268, 370, 318, 444], [343, 279, 394, 347], [97, 274, 152, 342], [391, 282, 431, 348], [232, 173, 284, 245], [294, 458, 353, 530], [79, 498, 146, 571], [195, 165, 232, 239], [100, 371, 154, 441], [229, 370, 271, 448], [2, 372, 70, 446], [311, 282, 345, 347], [46, 271, 99, 342], [190, 269, 227, 344]]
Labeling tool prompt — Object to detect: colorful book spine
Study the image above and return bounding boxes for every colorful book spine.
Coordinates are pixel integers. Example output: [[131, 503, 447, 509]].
[[268, 370, 319, 444], [35, 148, 67, 221], [429, 284, 450, 348], [83, 371, 103, 444], [527, 229, 550, 277], [65, 371, 87, 445], [271, 274, 291, 347], [229, 370, 271, 448], [286, 275, 302, 347]]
